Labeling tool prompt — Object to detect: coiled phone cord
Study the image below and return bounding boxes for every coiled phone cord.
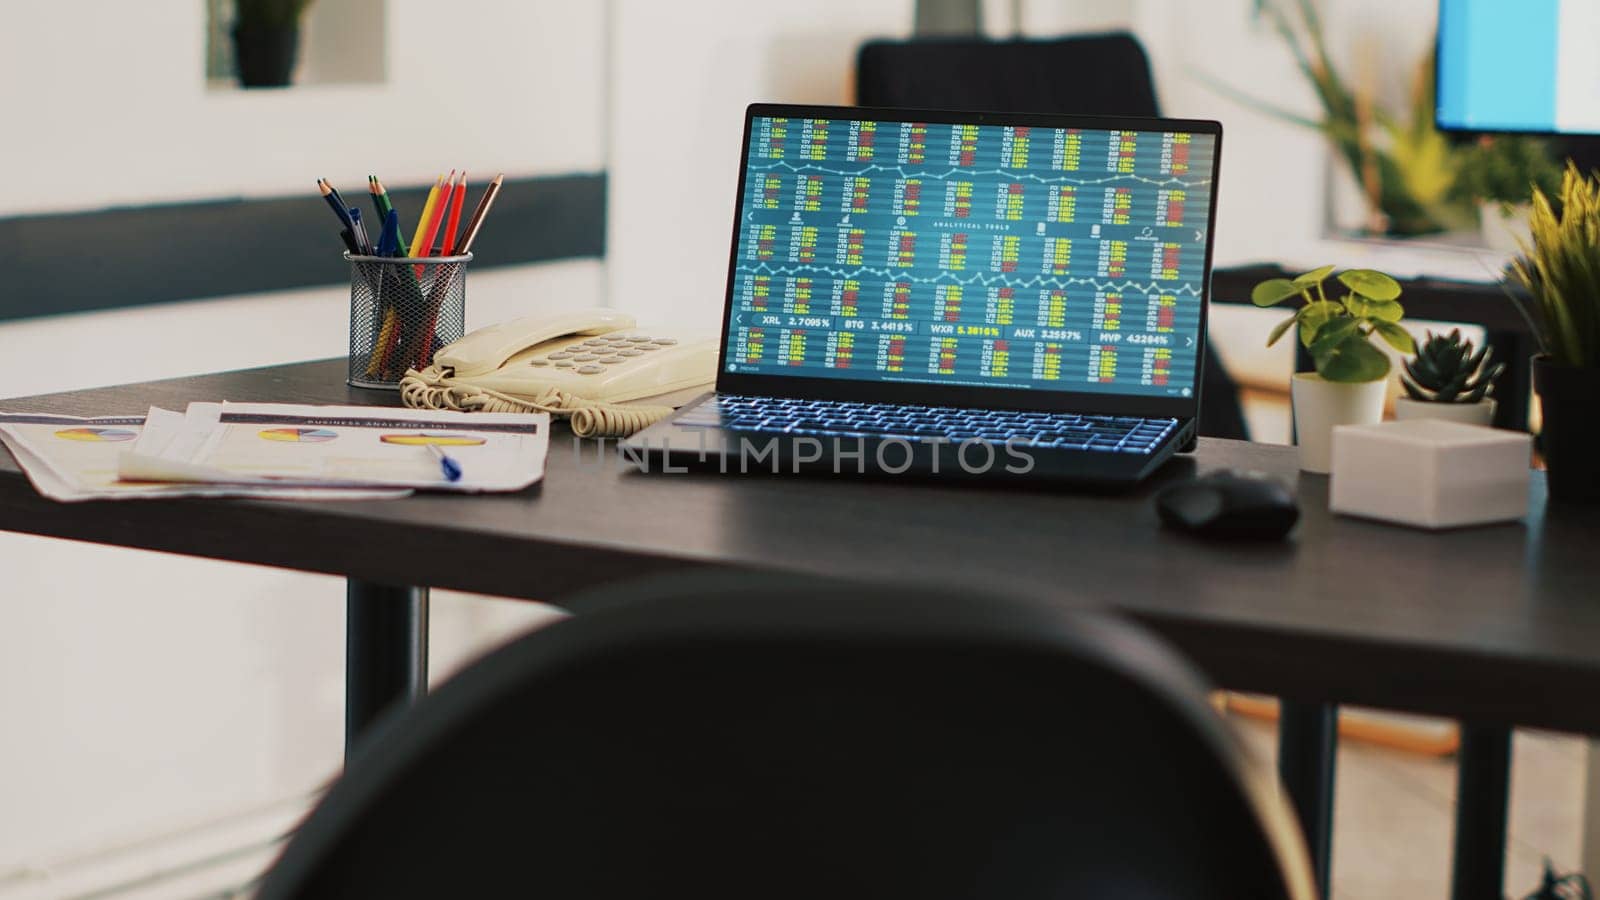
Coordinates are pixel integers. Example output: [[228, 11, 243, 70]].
[[399, 365, 674, 439]]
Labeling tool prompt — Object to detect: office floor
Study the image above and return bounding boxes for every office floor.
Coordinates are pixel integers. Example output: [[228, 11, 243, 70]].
[[1234, 720, 1584, 900]]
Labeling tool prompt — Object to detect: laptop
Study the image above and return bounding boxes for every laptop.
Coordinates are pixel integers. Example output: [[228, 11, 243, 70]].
[[624, 103, 1223, 485]]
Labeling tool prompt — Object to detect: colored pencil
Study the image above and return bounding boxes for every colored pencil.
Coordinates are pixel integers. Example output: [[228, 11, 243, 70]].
[[317, 179, 356, 234], [369, 177, 409, 255], [412, 171, 456, 278], [410, 173, 446, 257], [367, 176, 388, 226], [440, 172, 467, 256], [453, 173, 504, 254]]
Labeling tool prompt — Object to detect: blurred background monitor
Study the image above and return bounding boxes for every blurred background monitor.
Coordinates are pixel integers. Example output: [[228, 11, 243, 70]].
[[1437, 0, 1600, 135]]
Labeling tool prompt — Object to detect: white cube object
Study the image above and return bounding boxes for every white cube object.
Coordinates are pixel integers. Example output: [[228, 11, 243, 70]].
[[1330, 420, 1532, 529]]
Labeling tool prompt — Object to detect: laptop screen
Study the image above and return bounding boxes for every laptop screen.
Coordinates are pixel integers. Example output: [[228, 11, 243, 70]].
[[719, 110, 1219, 407]]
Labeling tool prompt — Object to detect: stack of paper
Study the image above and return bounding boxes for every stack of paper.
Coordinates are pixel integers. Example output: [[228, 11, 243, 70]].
[[0, 403, 548, 503]]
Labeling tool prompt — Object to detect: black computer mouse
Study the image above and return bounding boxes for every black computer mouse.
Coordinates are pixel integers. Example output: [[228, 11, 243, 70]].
[[1155, 469, 1299, 540]]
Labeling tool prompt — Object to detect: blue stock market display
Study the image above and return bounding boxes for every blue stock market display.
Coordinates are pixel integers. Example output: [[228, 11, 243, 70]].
[[724, 116, 1217, 398]]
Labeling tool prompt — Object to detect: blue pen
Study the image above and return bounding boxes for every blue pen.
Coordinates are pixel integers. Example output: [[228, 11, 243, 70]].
[[347, 207, 373, 255], [426, 444, 462, 482], [377, 209, 401, 257]]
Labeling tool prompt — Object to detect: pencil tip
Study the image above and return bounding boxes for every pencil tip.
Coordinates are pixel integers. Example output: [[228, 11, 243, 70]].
[[493, 173, 504, 184]]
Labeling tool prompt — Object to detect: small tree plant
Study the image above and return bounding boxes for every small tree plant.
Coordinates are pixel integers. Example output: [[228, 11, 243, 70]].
[[1252, 266, 1416, 381]]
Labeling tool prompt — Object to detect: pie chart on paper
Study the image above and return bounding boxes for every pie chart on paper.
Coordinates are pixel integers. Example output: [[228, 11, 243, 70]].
[[258, 427, 339, 443], [54, 427, 137, 442], [378, 433, 487, 447]]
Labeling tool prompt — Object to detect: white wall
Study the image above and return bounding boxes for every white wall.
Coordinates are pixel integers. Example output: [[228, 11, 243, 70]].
[[605, 0, 916, 330], [0, 0, 606, 216], [602, 0, 1443, 335]]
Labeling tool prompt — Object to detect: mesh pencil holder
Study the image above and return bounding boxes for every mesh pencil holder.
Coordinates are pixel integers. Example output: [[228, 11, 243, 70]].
[[346, 252, 471, 389]]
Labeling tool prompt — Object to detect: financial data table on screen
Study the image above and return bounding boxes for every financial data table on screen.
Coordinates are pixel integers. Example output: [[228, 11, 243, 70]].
[[723, 116, 1217, 398]]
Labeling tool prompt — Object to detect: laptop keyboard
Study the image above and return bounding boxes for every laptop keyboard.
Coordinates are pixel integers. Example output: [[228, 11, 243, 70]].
[[674, 395, 1179, 454]]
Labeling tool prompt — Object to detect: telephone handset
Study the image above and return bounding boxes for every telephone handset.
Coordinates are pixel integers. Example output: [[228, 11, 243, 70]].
[[399, 309, 718, 438]]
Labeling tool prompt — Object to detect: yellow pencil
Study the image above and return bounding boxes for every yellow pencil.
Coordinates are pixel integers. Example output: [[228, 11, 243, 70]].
[[410, 173, 446, 257]]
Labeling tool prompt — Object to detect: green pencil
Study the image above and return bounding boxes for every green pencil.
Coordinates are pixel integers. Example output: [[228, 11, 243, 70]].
[[368, 176, 410, 256]]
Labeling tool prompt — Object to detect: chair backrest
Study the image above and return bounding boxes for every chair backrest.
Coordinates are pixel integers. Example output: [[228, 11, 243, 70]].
[[857, 32, 1161, 116], [854, 32, 1253, 443], [259, 574, 1315, 899]]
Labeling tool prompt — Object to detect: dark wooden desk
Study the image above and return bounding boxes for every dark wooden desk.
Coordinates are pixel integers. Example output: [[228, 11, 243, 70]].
[[3, 358, 1595, 900]]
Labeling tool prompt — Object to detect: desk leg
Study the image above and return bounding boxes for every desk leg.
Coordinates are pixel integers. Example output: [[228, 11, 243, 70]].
[[1279, 700, 1337, 898], [345, 579, 429, 760], [1450, 725, 1512, 900]]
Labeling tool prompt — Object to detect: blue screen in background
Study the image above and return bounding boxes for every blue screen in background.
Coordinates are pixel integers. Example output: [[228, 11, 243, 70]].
[[723, 116, 1217, 399], [1437, 0, 1598, 134]]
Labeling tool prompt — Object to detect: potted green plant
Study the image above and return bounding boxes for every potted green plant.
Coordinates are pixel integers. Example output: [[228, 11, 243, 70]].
[[1209, 2, 1474, 236], [1451, 136, 1562, 252], [233, 0, 316, 88], [1395, 329, 1505, 426], [1511, 162, 1600, 503], [1252, 266, 1415, 472]]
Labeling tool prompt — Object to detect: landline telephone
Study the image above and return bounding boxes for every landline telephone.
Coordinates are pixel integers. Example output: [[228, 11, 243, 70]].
[[400, 309, 718, 438]]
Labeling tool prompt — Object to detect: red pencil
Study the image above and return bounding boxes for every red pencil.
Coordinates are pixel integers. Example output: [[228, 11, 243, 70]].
[[412, 170, 455, 276], [440, 172, 468, 256], [416, 174, 467, 366]]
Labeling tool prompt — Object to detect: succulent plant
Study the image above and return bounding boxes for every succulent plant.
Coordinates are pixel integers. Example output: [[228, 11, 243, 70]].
[[1401, 329, 1505, 403]]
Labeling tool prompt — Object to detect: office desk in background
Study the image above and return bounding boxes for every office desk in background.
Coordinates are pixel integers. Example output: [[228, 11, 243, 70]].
[[1, 358, 1596, 900]]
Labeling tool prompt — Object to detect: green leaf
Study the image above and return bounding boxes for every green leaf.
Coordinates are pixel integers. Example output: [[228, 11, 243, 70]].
[[1309, 317, 1361, 358], [1366, 299, 1404, 323], [1266, 314, 1297, 347], [1298, 301, 1341, 348], [1316, 333, 1392, 382], [1337, 268, 1403, 301], [1373, 320, 1416, 354], [1292, 264, 1336, 286], [1251, 278, 1301, 307]]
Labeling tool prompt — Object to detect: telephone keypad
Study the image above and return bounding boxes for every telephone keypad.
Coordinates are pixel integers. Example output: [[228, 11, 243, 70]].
[[577, 365, 606, 374], [555, 359, 575, 368], [529, 359, 550, 366], [619, 349, 643, 357], [548, 352, 573, 360]]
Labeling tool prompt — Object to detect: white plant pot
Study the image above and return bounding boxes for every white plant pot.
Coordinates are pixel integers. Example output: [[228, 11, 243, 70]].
[[1393, 396, 1497, 426], [1478, 201, 1531, 254], [1291, 372, 1388, 474]]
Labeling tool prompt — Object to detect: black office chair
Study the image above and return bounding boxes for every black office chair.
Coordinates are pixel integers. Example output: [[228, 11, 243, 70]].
[[857, 33, 1253, 442], [258, 574, 1315, 899]]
